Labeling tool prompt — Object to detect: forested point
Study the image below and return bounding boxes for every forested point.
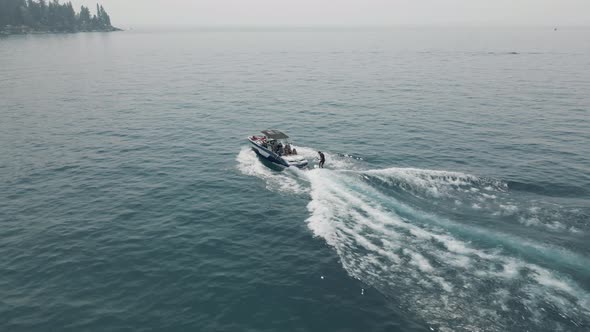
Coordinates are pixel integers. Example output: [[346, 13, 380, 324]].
[[0, 0, 120, 34]]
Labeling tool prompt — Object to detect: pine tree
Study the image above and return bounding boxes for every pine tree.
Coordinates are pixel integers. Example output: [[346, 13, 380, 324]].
[[100, 5, 110, 26], [38, 0, 48, 27], [65, 2, 75, 30], [1, 0, 116, 33], [96, 3, 101, 27], [78, 5, 91, 30], [20, 3, 34, 27]]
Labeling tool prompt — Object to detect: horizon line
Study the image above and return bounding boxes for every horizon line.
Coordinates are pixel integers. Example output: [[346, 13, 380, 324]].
[[116, 23, 590, 29]]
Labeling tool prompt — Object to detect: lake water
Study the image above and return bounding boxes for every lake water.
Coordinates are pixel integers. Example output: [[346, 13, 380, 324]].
[[1, 27, 589, 331]]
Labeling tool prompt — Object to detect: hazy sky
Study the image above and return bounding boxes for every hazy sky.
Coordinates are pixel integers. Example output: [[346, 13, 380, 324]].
[[72, 0, 590, 27]]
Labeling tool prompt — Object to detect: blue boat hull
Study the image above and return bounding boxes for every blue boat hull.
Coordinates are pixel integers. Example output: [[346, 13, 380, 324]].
[[249, 140, 291, 167], [248, 139, 308, 168]]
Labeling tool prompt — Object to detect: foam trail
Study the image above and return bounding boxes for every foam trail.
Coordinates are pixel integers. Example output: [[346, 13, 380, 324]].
[[304, 169, 590, 332], [363, 167, 506, 196], [355, 172, 590, 277], [236, 147, 307, 195], [361, 167, 587, 234], [237, 147, 590, 331]]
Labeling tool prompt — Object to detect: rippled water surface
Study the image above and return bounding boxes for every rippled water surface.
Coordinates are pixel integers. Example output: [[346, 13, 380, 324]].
[[1, 28, 589, 331]]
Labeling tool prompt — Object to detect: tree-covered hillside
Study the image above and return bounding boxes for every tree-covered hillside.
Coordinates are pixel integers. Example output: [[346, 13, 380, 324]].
[[0, 0, 119, 34]]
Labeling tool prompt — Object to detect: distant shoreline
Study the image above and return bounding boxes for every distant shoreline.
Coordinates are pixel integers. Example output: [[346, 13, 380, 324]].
[[0, 25, 122, 36], [0, 0, 119, 37]]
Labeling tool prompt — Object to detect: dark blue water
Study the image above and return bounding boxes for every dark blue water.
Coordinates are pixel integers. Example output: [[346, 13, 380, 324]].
[[1, 28, 589, 331]]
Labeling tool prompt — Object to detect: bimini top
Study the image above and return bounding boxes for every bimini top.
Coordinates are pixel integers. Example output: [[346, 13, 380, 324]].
[[261, 129, 289, 140]]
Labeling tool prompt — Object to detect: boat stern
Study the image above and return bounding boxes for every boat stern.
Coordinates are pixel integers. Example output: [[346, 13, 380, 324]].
[[282, 155, 309, 168]]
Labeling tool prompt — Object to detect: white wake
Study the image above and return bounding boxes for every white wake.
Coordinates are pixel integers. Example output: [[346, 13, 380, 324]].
[[304, 169, 589, 331], [236, 147, 590, 331]]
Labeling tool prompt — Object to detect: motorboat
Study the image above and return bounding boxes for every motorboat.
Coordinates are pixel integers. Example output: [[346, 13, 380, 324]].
[[248, 130, 309, 168]]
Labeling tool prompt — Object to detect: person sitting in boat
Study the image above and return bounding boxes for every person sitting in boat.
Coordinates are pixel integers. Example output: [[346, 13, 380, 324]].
[[284, 144, 292, 155], [292, 148, 297, 155], [277, 142, 284, 155]]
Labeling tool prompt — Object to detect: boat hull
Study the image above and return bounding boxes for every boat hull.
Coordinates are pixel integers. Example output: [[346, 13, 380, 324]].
[[248, 139, 307, 168]]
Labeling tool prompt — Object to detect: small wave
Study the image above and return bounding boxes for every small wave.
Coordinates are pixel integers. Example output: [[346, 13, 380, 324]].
[[360, 167, 586, 235], [362, 167, 506, 198], [507, 180, 589, 197]]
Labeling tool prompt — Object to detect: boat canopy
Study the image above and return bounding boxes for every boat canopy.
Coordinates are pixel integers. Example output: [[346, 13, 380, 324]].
[[261, 129, 289, 140]]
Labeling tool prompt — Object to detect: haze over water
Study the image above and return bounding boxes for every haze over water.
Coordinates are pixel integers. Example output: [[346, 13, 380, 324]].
[[1, 27, 589, 331]]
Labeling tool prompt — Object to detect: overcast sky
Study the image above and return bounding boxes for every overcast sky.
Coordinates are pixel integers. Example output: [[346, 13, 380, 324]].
[[71, 0, 590, 27]]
